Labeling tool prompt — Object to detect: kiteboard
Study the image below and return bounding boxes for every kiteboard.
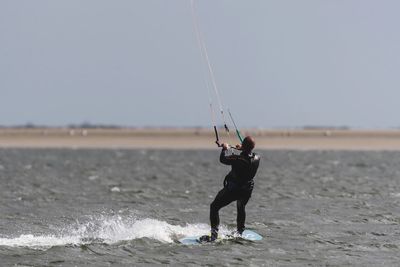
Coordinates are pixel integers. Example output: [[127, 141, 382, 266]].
[[178, 230, 262, 245]]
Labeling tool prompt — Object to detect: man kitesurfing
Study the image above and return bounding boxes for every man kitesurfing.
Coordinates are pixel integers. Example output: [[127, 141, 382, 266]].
[[200, 136, 260, 242], [188, 0, 261, 243]]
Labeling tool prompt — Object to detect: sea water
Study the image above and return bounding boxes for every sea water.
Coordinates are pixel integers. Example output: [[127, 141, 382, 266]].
[[1, 149, 400, 266]]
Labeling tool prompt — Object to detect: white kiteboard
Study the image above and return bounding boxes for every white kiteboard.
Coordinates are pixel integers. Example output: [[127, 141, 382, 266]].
[[178, 230, 262, 245]]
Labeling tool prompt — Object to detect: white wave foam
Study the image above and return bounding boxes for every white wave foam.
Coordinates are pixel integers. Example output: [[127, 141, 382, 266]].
[[0, 234, 81, 248], [0, 216, 227, 249]]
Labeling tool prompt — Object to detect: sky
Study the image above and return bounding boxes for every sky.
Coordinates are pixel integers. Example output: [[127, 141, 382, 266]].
[[1, 0, 400, 128]]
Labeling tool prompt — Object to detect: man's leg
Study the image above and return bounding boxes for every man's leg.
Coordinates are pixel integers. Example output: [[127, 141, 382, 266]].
[[236, 190, 252, 234], [209, 188, 236, 239]]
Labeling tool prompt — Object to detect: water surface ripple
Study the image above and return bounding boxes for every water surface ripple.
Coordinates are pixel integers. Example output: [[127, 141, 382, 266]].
[[1, 149, 400, 266]]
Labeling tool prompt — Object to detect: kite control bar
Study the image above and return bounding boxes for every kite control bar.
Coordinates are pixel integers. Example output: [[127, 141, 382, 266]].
[[214, 125, 242, 150]]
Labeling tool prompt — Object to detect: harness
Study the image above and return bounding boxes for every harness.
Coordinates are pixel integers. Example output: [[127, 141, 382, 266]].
[[223, 153, 259, 190]]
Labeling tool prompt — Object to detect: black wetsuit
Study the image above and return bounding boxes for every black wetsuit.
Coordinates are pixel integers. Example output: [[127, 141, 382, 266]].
[[210, 147, 260, 237]]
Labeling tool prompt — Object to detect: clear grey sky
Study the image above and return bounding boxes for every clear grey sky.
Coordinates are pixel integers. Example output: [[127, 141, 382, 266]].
[[1, 0, 399, 128]]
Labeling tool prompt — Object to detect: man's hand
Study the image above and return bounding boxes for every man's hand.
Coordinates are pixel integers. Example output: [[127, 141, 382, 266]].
[[235, 144, 242, 150], [222, 143, 230, 150]]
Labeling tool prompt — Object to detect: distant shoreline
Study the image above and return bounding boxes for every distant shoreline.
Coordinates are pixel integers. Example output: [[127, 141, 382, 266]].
[[2, 128, 400, 150]]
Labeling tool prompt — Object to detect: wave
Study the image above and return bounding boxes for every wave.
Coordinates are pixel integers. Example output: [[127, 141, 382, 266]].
[[0, 215, 229, 249]]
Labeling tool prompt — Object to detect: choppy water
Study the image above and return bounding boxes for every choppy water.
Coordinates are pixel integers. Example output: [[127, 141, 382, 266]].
[[1, 149, 400, 266]]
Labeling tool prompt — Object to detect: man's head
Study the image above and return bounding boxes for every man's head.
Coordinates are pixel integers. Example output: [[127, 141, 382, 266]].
[[242, 136, 255, 152]]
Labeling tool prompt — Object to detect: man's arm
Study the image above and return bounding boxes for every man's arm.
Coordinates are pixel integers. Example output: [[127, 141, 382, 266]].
[[219, 143, 237, 165]]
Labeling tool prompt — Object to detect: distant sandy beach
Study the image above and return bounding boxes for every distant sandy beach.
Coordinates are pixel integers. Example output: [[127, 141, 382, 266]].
[[2, 128, 400, 150]]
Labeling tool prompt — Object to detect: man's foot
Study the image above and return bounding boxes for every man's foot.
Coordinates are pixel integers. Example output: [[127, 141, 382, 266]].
[[198, 230, 218, 243], [230, 229, 244, 237], [198, 235, 214, 243], [198, 234, 217, 243]]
